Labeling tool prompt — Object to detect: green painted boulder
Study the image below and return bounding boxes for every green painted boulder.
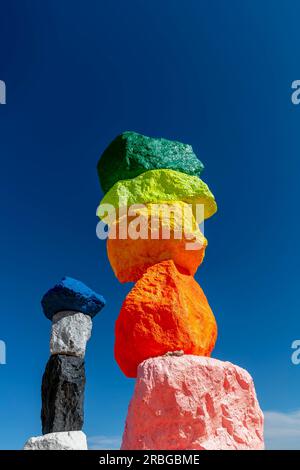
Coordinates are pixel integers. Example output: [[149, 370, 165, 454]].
[[96, 169, 217, 223], [97, 131, 204, 193]]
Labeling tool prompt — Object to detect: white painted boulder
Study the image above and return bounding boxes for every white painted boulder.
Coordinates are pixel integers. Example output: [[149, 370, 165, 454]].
[[24, 431, 88, 450]]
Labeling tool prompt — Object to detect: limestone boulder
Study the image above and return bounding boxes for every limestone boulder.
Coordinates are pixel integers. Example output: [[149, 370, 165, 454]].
[[24, 431, 88, 450], [121, 355, 264, 450], [41, 355, 85, 434], [107, 202, 207, 282], [50, 311, 92, 357], [97, 131, 204, 193], [41, 276, 105, 320], [114, 260, 217, 378], [97, 169, 217, 224]]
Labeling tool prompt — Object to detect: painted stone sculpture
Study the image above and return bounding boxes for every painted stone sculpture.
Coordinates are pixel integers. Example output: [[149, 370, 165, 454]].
[[23, 277, 105, 450], [97, 131, 264, 450]]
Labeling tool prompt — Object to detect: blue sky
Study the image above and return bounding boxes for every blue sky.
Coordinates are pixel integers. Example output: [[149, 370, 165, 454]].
[[0, 0, 300, 450]]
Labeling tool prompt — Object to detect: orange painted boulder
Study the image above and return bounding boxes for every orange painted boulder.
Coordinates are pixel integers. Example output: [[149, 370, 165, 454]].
[[115, 260, 217, 378], [107, 202, 207, 282]]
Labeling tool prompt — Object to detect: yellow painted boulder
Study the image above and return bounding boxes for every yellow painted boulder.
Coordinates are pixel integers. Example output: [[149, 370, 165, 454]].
[[97, 169, 217, 224]]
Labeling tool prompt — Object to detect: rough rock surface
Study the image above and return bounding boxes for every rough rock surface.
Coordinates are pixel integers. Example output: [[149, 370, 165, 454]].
[[50, 311, 92, 357], [121, 355, 264, 450], [97, 131, 204, 193], [41, 276, 105, 320], [115, 260, 217, 377], [107, 202, 207, 282], [41, 355, 85, 434], [97, 169, 217, 224], [24, 431, 88, 450]]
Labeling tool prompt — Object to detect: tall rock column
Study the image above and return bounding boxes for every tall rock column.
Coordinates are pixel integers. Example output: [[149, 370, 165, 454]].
[[24, 276, 105, 450], [96, 131, 264, 450]]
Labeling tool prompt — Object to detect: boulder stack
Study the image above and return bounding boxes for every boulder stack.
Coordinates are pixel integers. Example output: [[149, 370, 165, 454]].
[[97, 131, 264, 450], [23, 277, 105, 450]]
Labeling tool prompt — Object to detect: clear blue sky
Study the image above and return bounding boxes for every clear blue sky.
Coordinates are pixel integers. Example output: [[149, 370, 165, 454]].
[[0, 0, 300, 450]]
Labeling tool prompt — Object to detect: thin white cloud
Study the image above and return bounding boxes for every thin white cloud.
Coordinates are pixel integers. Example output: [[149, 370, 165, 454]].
[[88, 435, 121, 450], [264, 410, 300, 450]]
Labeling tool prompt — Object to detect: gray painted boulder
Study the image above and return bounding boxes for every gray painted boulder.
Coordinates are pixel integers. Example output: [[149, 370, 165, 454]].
[[50, 311, 92, 357]]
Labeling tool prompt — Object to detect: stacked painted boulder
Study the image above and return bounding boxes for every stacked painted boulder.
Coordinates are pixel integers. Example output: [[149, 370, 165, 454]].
[[24, 277, 105, 450], [97, 132, 264, 450]]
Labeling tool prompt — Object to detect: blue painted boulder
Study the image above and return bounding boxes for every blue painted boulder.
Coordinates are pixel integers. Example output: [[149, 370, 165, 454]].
[[41, 277, 106, 320]]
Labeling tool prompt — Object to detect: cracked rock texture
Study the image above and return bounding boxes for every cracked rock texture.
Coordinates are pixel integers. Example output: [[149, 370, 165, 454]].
[[97, 131, 204, 193], [121, 355, 264, 450], [41, 355, 85, 434], [24, 431, 88, 450], [97, 169, 217, 224], [50, 311, 92, 357], [115, 260, 217, 378]]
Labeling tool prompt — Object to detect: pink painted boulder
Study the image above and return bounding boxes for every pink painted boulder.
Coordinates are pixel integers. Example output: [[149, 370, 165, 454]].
[[121, 355, 264, 450]]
